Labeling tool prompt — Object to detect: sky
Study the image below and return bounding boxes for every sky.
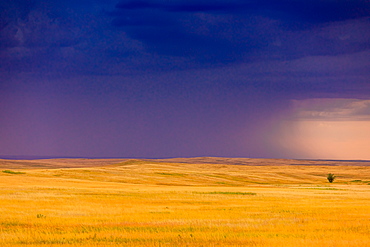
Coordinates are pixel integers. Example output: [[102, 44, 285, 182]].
[[0, 0, 369, 160]]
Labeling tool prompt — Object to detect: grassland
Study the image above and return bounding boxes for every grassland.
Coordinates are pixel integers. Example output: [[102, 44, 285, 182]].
[[0, 158, 369, 246]]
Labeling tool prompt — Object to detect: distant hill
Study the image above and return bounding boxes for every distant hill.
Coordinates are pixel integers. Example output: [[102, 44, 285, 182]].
[[148, 157, 370, 166], [0, 157, 369, 169], [0, 158, 127, 169]]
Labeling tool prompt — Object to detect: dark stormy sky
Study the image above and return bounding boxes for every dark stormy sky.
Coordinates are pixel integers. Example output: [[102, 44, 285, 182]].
[[1, 0, 369, 159]]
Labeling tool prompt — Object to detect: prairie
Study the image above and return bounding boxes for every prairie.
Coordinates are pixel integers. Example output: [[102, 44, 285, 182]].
[[0, 158, 369, 246]]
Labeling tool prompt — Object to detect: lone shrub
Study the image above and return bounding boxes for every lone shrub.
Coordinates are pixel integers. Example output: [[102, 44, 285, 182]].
[[327, 173, 336, 183]]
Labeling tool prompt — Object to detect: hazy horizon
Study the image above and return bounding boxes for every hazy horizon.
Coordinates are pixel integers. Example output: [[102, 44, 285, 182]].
[[1, 155, 370, 163]]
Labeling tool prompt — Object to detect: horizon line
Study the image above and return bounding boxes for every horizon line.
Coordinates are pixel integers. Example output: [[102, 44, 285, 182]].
[[0, 155, 369, 163]]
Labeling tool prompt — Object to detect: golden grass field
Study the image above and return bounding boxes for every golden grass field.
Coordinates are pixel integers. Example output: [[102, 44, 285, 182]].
[[0, 157, 370, 246]]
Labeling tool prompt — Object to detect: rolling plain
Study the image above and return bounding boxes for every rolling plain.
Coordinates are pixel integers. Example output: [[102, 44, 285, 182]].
[[0, 157, 370, 246]]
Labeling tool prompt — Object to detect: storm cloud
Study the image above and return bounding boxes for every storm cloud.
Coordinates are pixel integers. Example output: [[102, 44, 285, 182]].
[[110, 0, 370, 64], [0, 0, 369, 159]]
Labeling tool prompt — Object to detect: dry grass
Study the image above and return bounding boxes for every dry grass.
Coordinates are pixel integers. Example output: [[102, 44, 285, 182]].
[[0, 158, 369, 246], [0, 158, 127, 169]]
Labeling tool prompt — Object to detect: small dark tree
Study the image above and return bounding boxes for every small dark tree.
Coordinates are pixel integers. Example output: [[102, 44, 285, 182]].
[[327, 173, 336, 183]]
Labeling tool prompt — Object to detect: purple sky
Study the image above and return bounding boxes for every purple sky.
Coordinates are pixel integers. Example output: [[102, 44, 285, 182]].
[[1, 0, 369, 159]]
